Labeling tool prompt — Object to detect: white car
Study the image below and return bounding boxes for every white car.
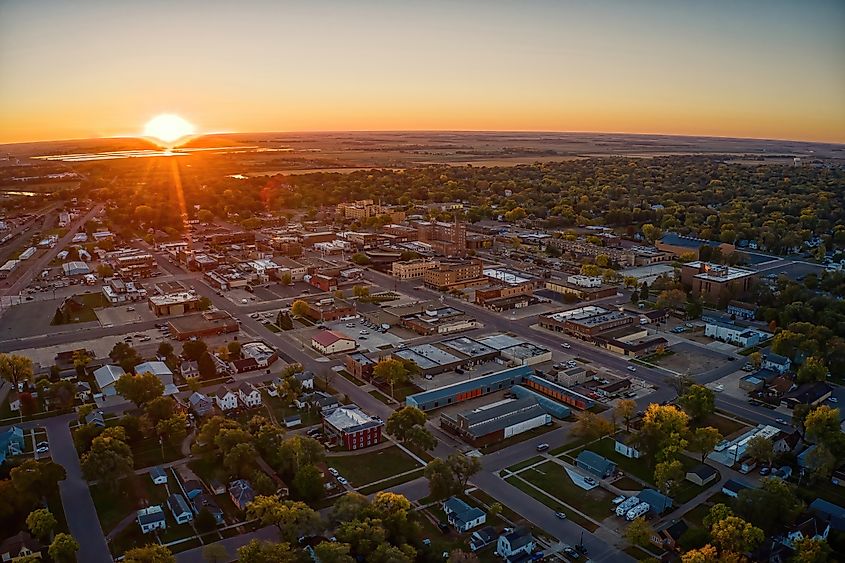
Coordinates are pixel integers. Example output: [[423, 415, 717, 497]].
[[627, 366, 637, 372], [241, 298, 248, 304], [829, 397, 839, 403], [337, 476, 348, 486], [35, 441, 49, 453], [328, 467, 339, 476], [561, 342, 571, 349]]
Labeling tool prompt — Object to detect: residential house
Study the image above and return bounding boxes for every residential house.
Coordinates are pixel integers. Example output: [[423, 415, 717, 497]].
[[685, 464, 718, 487], [295, 370, 315, 390], [284, 415, 302, 428], [137, 505, 166, 534], [773, 430, 802, 455], [167, 493, 193, 525], [442, 497, 487, 532], [180, 361, 199, 379], [639, 489, 673, 516], [650, 520, 689, 552], [182, 480, 204, 500], [303, 391, 340, 413], [149, 466, 168, 485], [93, 364, 125, 396], [781, 382, 833, 409], [614, 433, 641, 459], [0, 531, 42, 561], [576, 450, 617, 478], [722, 479, 751, 498], [212, 386, 238, 411], [809, 499, 845, 531], [7, 390, 20, 412], [469, 526, 498, 552], [84, 410, 106, 428], [191, 494, 225, 525], [236, 382, 262, 408], [496, 528, 536, 561], [188, 392, 213, 417], [134, 361, 178, 395], [228, 479, 256, 511], [0, 426, 25, 464], [763, 353, 792, 374]]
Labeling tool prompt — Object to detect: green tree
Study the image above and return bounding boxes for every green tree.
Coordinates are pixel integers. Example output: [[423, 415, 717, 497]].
[[703, 503, 734, 529], [292, 465, 325, 502], [26, 508, 57, 541], [797, 356, 828, 383], [291, 300, 309, 318], [636, 403, 690, 461], [223, 442, 259, 478], [157, 341, 174, 358], [372, 358, 409, 398], [352, 285, 370, 298], [793, 537, 833, 563], [424, 458, 459, 500], [114, 372, 164, 407], [386, 406, 428, 442], [350, 253, 370, 265], [689, 426, 722, 462], [447, 453, 481, 491], [227, 341, 242, 359], [182, 339, 209, 361], [195, 509, 219, 534], [80, 434, 134, 489], [197, 296, 212, 311], [710, 515, 764, 553], [314, 542, 355, 563], [0, 353, 34, 386], [678, 384, 715, 422], [370, 543, 416, 563], [48, 533, 79, 563], [625, 517, 654, 547], [734, 477, 803, 533], [804, 405, 841, 444], [656, 288, 687, 311], [198, 352, 217, 380], [156, 413, 188, 448], [280, 272, 292, 286], [123, 544, 176, 563], [236, 540, 297, 563], [145, 396, 175, 425], [744, 436, 774, 467], [615, 398, 637, 431], [332, 492, 370, 523], [654, 459, 685, 495], [572, 410, 614, 440], [245, 498, 322, 543]]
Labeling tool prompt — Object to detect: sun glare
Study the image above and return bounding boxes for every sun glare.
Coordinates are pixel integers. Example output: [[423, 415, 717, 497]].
[[143, 114, 195, 147]]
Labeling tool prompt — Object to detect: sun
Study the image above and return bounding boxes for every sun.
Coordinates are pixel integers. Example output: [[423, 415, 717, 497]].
[[143, 114, 196, 147]]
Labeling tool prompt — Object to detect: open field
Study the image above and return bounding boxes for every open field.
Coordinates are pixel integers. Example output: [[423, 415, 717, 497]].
[[326, 445, 421, 487]]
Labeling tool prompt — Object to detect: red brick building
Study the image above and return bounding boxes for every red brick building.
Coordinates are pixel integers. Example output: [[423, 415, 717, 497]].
[[322, 405, 383, 450]]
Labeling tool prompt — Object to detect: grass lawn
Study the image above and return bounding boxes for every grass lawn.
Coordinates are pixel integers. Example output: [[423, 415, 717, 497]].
[[79, 292, 111, 309], [387, 381, 421, 401], [327, 446, 421, 487], [263, 322, 281, 333], [131, 436, 182, 469], [91, 474, 167, 533], [572, 438, 656, 483], [368, 389, 393, 405], [263, 394, 321, 426], [696, 413, 748, 437], [358, 467, 426, 495], [506, 456, 544, 473], [505, 475, 597, 532], [481, 423, 558, 454], [613, 476, 642, 491], [336, 369, 365, 386], [549, 435, 595, 457], [519, 462, 614, 521]]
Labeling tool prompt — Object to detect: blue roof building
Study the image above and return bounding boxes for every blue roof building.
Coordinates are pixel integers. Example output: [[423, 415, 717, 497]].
[[0, 426, 25, 464], [510, 385, 572, 419], [405, 365, 532, 411], [576, 450, 616, 478], [638, 488, 673, 515], [809, 499, 845, 531]]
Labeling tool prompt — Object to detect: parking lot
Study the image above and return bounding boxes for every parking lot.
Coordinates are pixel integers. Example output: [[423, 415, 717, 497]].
[[325, 318, 405, 353]]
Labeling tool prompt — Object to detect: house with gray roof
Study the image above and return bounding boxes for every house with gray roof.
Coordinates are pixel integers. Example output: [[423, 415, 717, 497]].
[[137, 505, 166, 534], [576, 450, 616, 478], [442, 496, 486, 532], [167, 493, 193, 524], [496, 528, 535, 561]]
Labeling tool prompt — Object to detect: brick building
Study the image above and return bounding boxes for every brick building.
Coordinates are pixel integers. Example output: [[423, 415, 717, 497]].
[[322, 405, 383, 450], [680, 261, 757, 304], [423, 259, 485, 290]]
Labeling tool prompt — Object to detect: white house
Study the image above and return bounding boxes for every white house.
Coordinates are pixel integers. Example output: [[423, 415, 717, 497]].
[[167, 493, 193, 525], [213, 386, 238, 411], [614, 433, 641, 459], [237, 382, 262, 408], [763, 353, 792, 374], [149, 466, 168, 485], [93, 364, 125, 396], [296, 370, 315, 390], [496, 528, 536, 560], [137, 505, 166, 534], [442, 497, 486, 532]]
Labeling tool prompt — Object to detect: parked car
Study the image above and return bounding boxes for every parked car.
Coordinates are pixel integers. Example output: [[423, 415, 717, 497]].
[[536, 443, 550, 452], [584, 477, 597, 485], [561, 342, 571, 349], [328, 467, 339, 476], [563, 547, 580, 559], [627, 366, 637, 372], [337, 476, 348, 486], [612, 495, 626, 505], [555, 512, 567, 520]]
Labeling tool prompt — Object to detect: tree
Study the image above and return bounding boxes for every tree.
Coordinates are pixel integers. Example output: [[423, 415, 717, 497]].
[[72, 349, 91, 376], [797, 356, 828, 383], [794, 537, 832, 563], [734, 477, 803, 533], [642, 223, 662, 244], [156, 413, 188, 448], [332, 492, 370, 522], [223, 442, 259, 477], [80, 434, 134, 489], [654, 459, 684, 495], [0, 354, 33, 386], [109, 342, 142, 372], [145, 396, 175, 425], [182, 339, 209, 362], [157, 342, 174, 358], [336, 518, 386, 557], [404, 425, 437, 451], [689, 426, 722, 462], [678, 384, 715, 422], [97, 263, 114, 277], [372, 358, 409, 398], [625, 517, 654, 547], [314, 542, 355, 563], [195, 509, 219, 534], [656, 289, 687, 311], [26, 508, 57, 541], [744, 436, 774, 467], [793, 403, 813, 436], [572, 411, 614, 440], [197, 296, 212, 311], [48, 533, 79, 563], [123, 544, 176, 563], [198, 352, 217, 380], [292, 465, 325, 502], [245, 498, 322, 543], [115, 372, 164, 407], [277, 435, 325, 478], [447, 453, 481, 491], [370, 544, 416, 563], [291, 300, 309, 318], [227, 341, 242, 359], [425, 458, 459, 500], [48, 380, 76, 409], [703, 503, 734, 529], [386, 406, 435, 450], [681, 545, 719, 563], [352, 285, 370, 298], [636, 403, 690, 460], [749, 351, 762, 369], [276, 311, 293, 330], [615, 399, 637, 431], [10, 460, 65, 500], [280, 272, 292, 286], [805, 405, 841, 444], [350, 253, 370, 265], [710, 515, 764, 553], [236, 540, 297, 563]]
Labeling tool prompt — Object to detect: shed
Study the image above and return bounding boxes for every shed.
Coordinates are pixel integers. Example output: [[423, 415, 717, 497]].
[[685, 464, 718, 486]]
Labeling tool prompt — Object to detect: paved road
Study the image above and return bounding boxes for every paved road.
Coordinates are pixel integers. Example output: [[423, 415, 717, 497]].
[[174, 525, 278, 563]]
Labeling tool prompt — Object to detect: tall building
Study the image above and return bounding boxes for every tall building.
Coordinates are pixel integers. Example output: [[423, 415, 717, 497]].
[[416, 219, 466, 256]]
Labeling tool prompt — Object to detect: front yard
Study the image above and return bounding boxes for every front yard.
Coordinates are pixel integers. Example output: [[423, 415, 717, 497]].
[[91, 474, 167, 534], [326, 445, 422, 487]]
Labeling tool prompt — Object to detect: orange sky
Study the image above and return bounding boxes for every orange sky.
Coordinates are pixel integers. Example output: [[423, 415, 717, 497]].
[[1, 1, 844, 144]]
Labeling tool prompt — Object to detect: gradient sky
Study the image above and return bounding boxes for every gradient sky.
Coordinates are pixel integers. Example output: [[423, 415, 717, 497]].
[[1, 0, 844, 144]]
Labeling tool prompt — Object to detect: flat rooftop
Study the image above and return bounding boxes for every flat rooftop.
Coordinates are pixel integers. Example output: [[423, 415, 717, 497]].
[[483, 268, 532, 285], [440, 337, 497, 359], [686, 261, 756, 282]]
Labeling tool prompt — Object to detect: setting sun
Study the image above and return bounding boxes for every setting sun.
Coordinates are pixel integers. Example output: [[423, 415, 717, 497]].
[[142, 114, 195, 146]]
